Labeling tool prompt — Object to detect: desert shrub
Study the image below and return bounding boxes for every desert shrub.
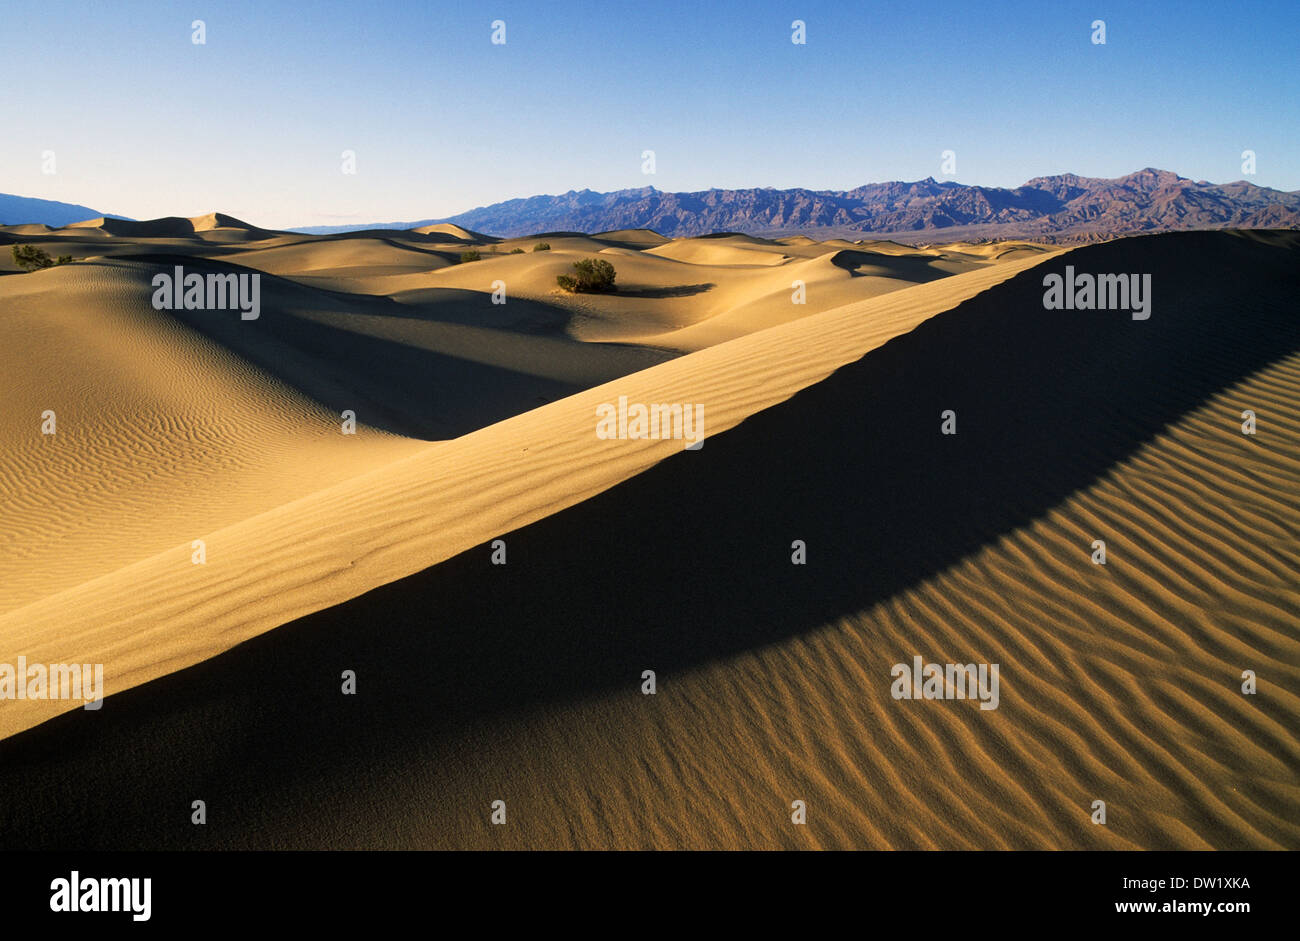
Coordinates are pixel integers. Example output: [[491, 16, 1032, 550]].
[[510, 248, 524, 254], [556, 257, 616, 294], [11, 244, 65, 271], [56, 255, 72, 265], [459, 250, 481, 263], [532, 242, 551, 252]]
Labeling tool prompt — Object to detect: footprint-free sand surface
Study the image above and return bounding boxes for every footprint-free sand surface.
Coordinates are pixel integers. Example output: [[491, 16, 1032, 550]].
[[0, 220, 1295, 850]]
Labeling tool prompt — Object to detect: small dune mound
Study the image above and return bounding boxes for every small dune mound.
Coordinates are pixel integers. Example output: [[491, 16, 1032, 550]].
[[188, 212, 259, 232], [692, 231, 780, 244], [189, 212, 282, 242], [63, 213, 279, 242], [410, 222, 497, 243], [825, 248, 956, 281], [988, 241, 1053, 261], [1, 223, 54, 237], [67, 216, 200, 239], [647, 236, 791, 267], [592, 228, 670, 248], [855, 238, 922, 255]]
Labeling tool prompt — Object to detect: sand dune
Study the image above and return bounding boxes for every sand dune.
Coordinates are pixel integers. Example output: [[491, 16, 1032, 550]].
[[228, 235, 456, 276], [0, 230, 1289, 852], [0, 233, 1058, 741], [591, 228, 671, 248], [66, 214, 278, 241], [2, 223, 54, 237], [1, 225, 1294, 852], [646, 235, 794, 266], [6, 215, 1031, 620], [0, 261, 427, 614], [410, 222, 496, 242], [5, 220, 1039, 356]]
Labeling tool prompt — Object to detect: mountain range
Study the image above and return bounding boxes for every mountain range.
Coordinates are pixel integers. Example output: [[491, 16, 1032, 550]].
[[6, 169, 1300, 243], [0, 193, 129, 228], [292, 169, 1300, 242]]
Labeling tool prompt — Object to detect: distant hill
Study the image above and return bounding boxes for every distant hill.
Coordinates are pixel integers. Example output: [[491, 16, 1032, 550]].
[[0, 193, 127, 227], [291, 169, 1300, 242]]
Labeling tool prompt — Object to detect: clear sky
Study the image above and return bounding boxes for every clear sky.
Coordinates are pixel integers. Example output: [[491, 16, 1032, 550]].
[[2, 0, 1296, 228]]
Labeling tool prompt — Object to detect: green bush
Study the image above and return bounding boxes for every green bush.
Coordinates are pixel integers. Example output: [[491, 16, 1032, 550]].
[[11, 244, 71, 272], [556, 258, 616, 294], [532, 242, 551, 252], [510, 248, 524, 254], [459, 250, 481, 263]]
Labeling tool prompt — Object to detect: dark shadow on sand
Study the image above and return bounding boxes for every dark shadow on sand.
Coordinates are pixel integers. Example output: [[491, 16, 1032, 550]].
[[112, 253, 674, 439], [617, 282, 715, 299]]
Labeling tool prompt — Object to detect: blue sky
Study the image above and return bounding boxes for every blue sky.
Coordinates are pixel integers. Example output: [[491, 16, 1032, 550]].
[[2, 0, 1296, 227]]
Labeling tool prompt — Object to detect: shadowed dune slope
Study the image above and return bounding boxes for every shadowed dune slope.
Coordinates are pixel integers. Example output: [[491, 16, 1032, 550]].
[[1, 230, 1295, 849], [110, 254, 676, 439], [66, 214, 283, 241]]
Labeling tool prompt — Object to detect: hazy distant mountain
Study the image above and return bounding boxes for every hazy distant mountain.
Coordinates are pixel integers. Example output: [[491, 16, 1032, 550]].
[[0, 193, 126, 227], [292, 169, 1300, 242]]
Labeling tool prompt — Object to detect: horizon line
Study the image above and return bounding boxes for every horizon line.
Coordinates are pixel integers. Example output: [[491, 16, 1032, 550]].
[[5, 165, 1296, 232]]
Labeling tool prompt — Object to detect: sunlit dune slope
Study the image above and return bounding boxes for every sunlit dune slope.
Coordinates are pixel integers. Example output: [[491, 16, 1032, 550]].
[[0, 262, 427, 614]]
